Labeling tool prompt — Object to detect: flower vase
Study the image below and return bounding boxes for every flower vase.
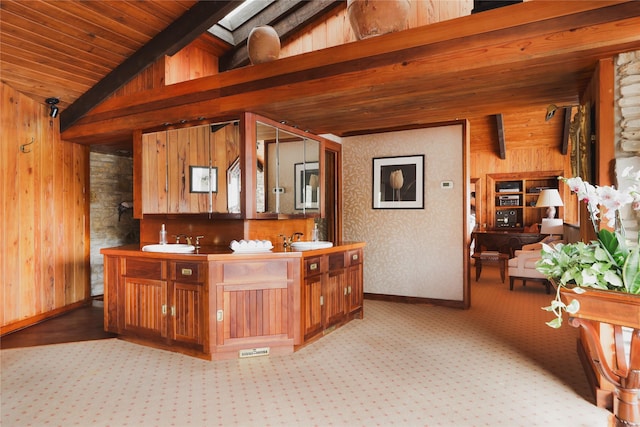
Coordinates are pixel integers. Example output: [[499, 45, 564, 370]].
[[247, 26, 280, 65], [347, 0, 410, 40]]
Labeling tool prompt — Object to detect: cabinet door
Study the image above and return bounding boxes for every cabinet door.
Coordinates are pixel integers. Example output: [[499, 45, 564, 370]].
[[323, 269, 345, 328], [167, 127, 211, 214], [346, 266, 363, 313], [141, 132, 168, 213], [123, 277, 167, 338], [170, 282, 204, 345], [303, 274, 323, 340]]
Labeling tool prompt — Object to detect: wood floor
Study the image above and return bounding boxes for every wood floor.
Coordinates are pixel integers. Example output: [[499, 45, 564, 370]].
[[0, 300, 116, 349]]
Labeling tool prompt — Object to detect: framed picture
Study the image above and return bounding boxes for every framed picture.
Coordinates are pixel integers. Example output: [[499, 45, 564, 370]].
[[226, 157, 241, 213], [372, 155, 424, 209], [295, 162, 320, 210], [189, 166, 217, 193]]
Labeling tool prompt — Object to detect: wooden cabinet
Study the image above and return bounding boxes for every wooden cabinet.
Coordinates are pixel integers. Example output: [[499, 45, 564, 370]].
[[301, 247, 364, 342], [487, 171, 563, 230], [140, 121, 240, 215], [210, 257, 300, 358], [102, 244, 363, 359], [105, 256, 207, 355]]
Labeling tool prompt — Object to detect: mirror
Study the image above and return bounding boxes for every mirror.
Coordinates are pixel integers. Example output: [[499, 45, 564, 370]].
[[140, 119, 240, 215], [255, 121, 321, 215]]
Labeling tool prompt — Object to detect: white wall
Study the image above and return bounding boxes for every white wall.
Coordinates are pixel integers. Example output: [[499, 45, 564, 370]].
[[343, 124, 466, 301]]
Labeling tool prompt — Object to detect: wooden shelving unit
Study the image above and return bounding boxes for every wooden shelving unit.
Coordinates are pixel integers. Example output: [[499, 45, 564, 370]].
[[486, 171, 564, 230]]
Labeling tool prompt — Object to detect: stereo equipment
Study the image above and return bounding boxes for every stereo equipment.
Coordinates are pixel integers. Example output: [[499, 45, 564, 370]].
[[496, 182, 521, 192], [498, 195, 520, 206], [495, 210, 519, 228]]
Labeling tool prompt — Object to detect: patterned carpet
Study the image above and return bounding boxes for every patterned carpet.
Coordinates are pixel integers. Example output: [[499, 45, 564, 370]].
[[1, 266, 612, 426]]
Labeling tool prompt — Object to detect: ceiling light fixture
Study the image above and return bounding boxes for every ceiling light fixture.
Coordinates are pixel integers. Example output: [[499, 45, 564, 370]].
[[46, 97, 59, 118]]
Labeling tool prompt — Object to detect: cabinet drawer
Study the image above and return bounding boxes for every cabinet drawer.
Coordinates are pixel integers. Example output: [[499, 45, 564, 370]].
[[124, 258, 165, 280], [305, 257, 322, 276], [172, 262, 204, 282], [348, 249, 363, 266], [328, 253, 345, 271]]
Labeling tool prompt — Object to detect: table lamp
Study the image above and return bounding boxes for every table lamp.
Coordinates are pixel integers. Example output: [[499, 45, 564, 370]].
[[536, 189, 563, 219], [540, 218, 564, 237]]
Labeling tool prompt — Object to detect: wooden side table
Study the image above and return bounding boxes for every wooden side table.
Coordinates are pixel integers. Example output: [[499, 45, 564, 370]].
[[472, 251, 509, 283]]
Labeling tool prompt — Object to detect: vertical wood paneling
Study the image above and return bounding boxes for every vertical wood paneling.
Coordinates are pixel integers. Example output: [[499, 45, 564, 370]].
[[141, 131, 168, 213], [222, 287, 289, 340], [1, 82, 89, 333], [173, 283, 202, 344]]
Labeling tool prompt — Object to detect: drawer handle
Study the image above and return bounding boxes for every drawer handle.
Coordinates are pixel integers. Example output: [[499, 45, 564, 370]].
[[181, 268, 193, 276], [309, 263, 318, 271], [352, 254, 359, 261]]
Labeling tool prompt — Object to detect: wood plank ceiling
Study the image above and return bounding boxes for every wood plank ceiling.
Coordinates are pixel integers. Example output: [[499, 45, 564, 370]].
[[0, 0, 339, 132], [2, 1, 640, 149]]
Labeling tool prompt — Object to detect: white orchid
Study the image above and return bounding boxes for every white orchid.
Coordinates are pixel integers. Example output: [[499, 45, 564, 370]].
[[537, 173, 640, 328]]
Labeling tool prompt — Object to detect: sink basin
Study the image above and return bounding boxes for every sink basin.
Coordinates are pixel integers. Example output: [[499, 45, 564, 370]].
[[142, 244, 195, 253], [290, 241, 334, 251]]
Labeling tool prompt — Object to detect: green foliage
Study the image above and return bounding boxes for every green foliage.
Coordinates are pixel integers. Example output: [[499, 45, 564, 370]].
[[536, 236, 640, 328]]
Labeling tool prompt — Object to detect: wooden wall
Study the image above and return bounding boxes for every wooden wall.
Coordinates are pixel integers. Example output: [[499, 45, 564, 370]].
[[469, 108, 578, 227], [1, 82, 90, 334]]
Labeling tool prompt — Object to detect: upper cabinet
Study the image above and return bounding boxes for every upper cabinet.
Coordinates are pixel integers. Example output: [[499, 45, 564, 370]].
[[244, 113, 324, 219], [137, 113, 330, 220], [254, 121, 321, 216], [140, 120, 241, 215]]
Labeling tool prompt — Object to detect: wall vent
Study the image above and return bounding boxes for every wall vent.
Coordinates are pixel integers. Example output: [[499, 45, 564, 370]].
[[239, 347, 270, 358]]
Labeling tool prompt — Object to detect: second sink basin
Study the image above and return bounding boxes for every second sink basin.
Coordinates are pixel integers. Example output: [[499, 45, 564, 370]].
[[290, 241, 334, 251], [142, 244, 195, 253]]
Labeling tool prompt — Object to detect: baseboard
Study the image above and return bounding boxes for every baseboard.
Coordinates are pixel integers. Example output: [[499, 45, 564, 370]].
[[364, 293, 466, 309], [0, 299, 91, 336]]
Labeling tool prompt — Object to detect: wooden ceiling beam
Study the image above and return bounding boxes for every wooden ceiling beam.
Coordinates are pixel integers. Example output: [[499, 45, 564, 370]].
[[59, 0, 241, 132], [60, 2, 640, 145]]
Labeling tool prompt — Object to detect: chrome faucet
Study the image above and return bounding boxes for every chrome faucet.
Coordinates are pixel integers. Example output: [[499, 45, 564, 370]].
[[280, 232, 304, 248], [174, 234, 188, 244]]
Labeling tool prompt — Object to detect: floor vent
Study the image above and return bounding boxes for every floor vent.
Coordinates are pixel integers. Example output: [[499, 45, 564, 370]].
[[239, 347, 270, 358]]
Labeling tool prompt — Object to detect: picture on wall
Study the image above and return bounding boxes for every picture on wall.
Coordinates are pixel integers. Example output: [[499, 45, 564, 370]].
[[189, 166, 217, 193], [295, 162, 320, 209], [372, 155, 424, 209]]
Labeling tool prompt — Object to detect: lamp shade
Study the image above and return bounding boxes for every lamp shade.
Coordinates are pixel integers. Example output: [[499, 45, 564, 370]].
[[540, 218, 564, 235], [536, 189, 563, 207]]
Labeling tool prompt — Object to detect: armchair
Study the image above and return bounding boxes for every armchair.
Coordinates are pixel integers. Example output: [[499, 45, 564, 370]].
[[507, 219, 564, 294]]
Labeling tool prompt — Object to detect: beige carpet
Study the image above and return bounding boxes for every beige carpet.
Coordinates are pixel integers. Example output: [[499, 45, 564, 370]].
[[1, 266, 612, 426]]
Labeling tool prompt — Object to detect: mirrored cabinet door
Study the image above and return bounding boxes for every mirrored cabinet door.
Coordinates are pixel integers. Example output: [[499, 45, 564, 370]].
[[255, 120, 321, 216]]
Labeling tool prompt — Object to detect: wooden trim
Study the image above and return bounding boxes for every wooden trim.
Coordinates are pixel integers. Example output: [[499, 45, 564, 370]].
[[364, 293, 467, 309], [561, 107, 572, 155], [1, 299, 91, 336], [596, 57, 616, 186], [132, 129, 143, 218]]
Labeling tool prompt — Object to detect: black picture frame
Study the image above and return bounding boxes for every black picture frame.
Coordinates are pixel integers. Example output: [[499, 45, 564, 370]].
[[189, 166, 217, 193], [294, 162, 320, 210], [372, 155, 424, 209]]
